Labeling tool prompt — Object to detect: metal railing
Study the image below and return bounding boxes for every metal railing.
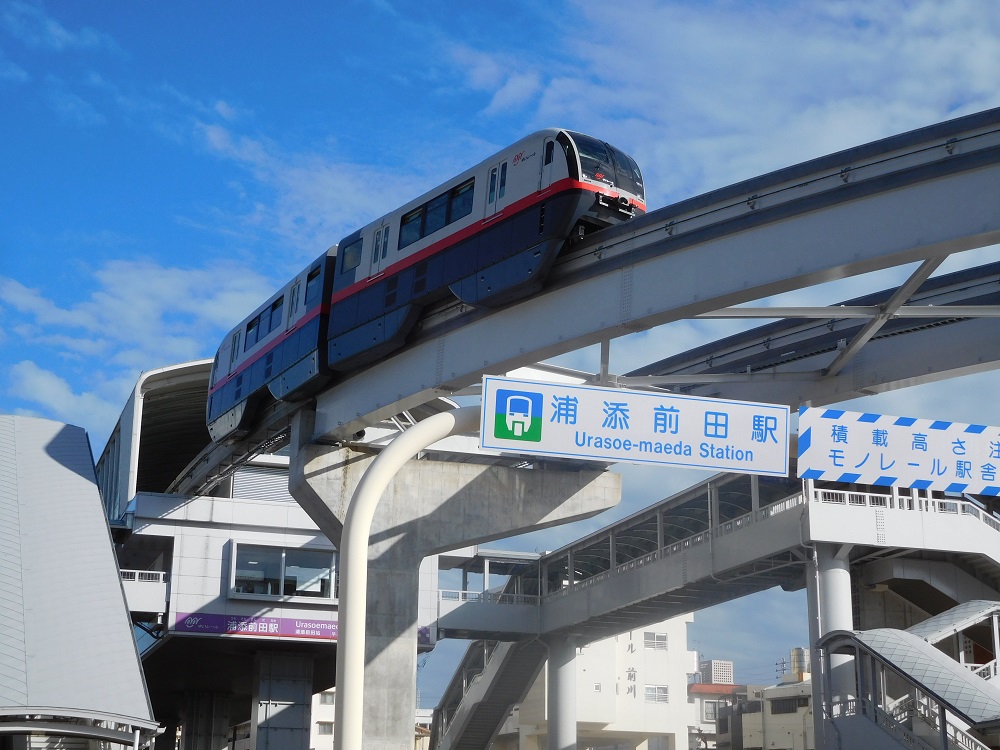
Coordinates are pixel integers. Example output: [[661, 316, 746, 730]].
[[545, 492, 806, 601], [833, 691, 992, 750], [970, 660, 999, 680]]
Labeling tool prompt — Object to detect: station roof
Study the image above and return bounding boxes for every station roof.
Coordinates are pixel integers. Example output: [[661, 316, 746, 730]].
[[906, 599, 1000, 645], [820, 627, 1000, 730], [0, 415, 158, 742]]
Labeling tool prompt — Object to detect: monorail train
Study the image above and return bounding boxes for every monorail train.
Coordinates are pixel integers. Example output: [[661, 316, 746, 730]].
[[207, 129, 646, 442]]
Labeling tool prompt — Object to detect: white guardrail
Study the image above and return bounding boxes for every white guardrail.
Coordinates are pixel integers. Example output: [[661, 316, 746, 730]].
[[813, 487, 1000, 534]]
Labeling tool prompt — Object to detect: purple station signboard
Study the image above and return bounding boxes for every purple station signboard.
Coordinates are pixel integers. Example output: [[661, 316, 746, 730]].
[[174, 613, 338, 640]]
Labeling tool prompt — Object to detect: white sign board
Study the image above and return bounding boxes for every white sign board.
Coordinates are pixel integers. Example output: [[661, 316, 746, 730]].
[[480, 376, 790, 475], [798, 406, 1000, 495]]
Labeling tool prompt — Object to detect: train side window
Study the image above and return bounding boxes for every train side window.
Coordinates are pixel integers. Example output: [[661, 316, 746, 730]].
[[245, 317, 259, 351], [498, 162, 507, 199], [399, 208, 423, 249], [544, 141, 555, 165], [373, 227, 384, 261], [304, 266, 322, 307], [488, 167, 498, 203], [340, 237, 363, 273], [380, 225, 389, 259], [449, 179, 474, 222], [268, 296, 284, 333], [424, 193, 449, 236]]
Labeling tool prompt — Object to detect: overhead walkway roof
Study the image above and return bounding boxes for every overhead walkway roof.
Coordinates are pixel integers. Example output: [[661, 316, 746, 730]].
[[906, 599, 1000, 646], [820, 627, 1000, 730], [0, 415, 158, 745]]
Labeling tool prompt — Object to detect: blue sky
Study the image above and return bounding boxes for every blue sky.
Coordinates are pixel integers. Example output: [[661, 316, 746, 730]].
[[3, 0, 1000, 702]]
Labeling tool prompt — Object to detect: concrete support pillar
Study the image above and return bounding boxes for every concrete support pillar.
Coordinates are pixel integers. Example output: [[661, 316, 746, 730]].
[[814, 543, 855, 702], [250, 652, 313, 750], [180, 693, 230, 750], [806, 547, 825, 750], [546, 635, 577, 750], [289, 409, 619, 750]]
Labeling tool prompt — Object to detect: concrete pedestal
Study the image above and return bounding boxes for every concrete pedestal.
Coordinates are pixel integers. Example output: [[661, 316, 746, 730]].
[[250, 652, 314, 750], [180, 693, 229, 750]]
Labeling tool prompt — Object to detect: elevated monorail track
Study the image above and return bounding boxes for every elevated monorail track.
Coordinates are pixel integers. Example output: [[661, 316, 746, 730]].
[[173, 107, 1000, 495]]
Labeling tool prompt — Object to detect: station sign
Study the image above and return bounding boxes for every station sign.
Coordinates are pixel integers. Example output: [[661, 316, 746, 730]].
[[480, 376, 790, 475], [798, 406, 1000, 495]]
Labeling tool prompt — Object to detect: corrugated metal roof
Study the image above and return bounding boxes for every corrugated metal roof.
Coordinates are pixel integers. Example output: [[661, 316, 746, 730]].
[[0, 415, 157, 732]]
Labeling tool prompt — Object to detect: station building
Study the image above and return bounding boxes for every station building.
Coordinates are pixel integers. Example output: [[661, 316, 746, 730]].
[[96, 360, 439, 747]]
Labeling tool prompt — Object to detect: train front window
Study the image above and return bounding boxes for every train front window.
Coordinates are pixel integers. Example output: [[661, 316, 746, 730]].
[[569, 131, 614, 186], [610, 145, 644, 200]]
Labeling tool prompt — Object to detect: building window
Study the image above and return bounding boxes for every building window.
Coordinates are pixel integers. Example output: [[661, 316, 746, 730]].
[[644, 685, 669, 703], [317, 722, 333, 735], [704, 700, 718, 722], [770, 697, 801, 714], [233, 544, 336, 599], [319, 691, 335, 705], [644, 632, 668, 650], [594, 683, 602, 693]]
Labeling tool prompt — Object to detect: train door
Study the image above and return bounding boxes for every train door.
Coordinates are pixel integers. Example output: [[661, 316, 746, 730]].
[[540, 137, 557, 189], [286, 281, 301, 330], [370, 224, 391, 275], [227, 330, 242, 375], [485, 160, 510, 218]]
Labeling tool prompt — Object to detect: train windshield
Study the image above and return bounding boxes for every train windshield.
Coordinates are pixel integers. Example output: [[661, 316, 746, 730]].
[[609, 146, 644, 201], [567, 131, 644, 201], [570, 132, 615, 187]]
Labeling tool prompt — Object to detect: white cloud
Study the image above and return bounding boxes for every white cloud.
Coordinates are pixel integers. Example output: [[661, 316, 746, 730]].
[[1, 260, 279, 442], [42, 82, 105, 125], [194, 121, 463, 255], [6, 360, 120, 433], [484, 71, 542, 115], [2, 1, 120, 53], [213, 99, 240, 121], [0, 56, 28, 83], [521, 0, 1000, 206]]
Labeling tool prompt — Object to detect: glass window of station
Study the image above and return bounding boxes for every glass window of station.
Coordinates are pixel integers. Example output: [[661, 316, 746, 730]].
[[233, 544, 337, 599]]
